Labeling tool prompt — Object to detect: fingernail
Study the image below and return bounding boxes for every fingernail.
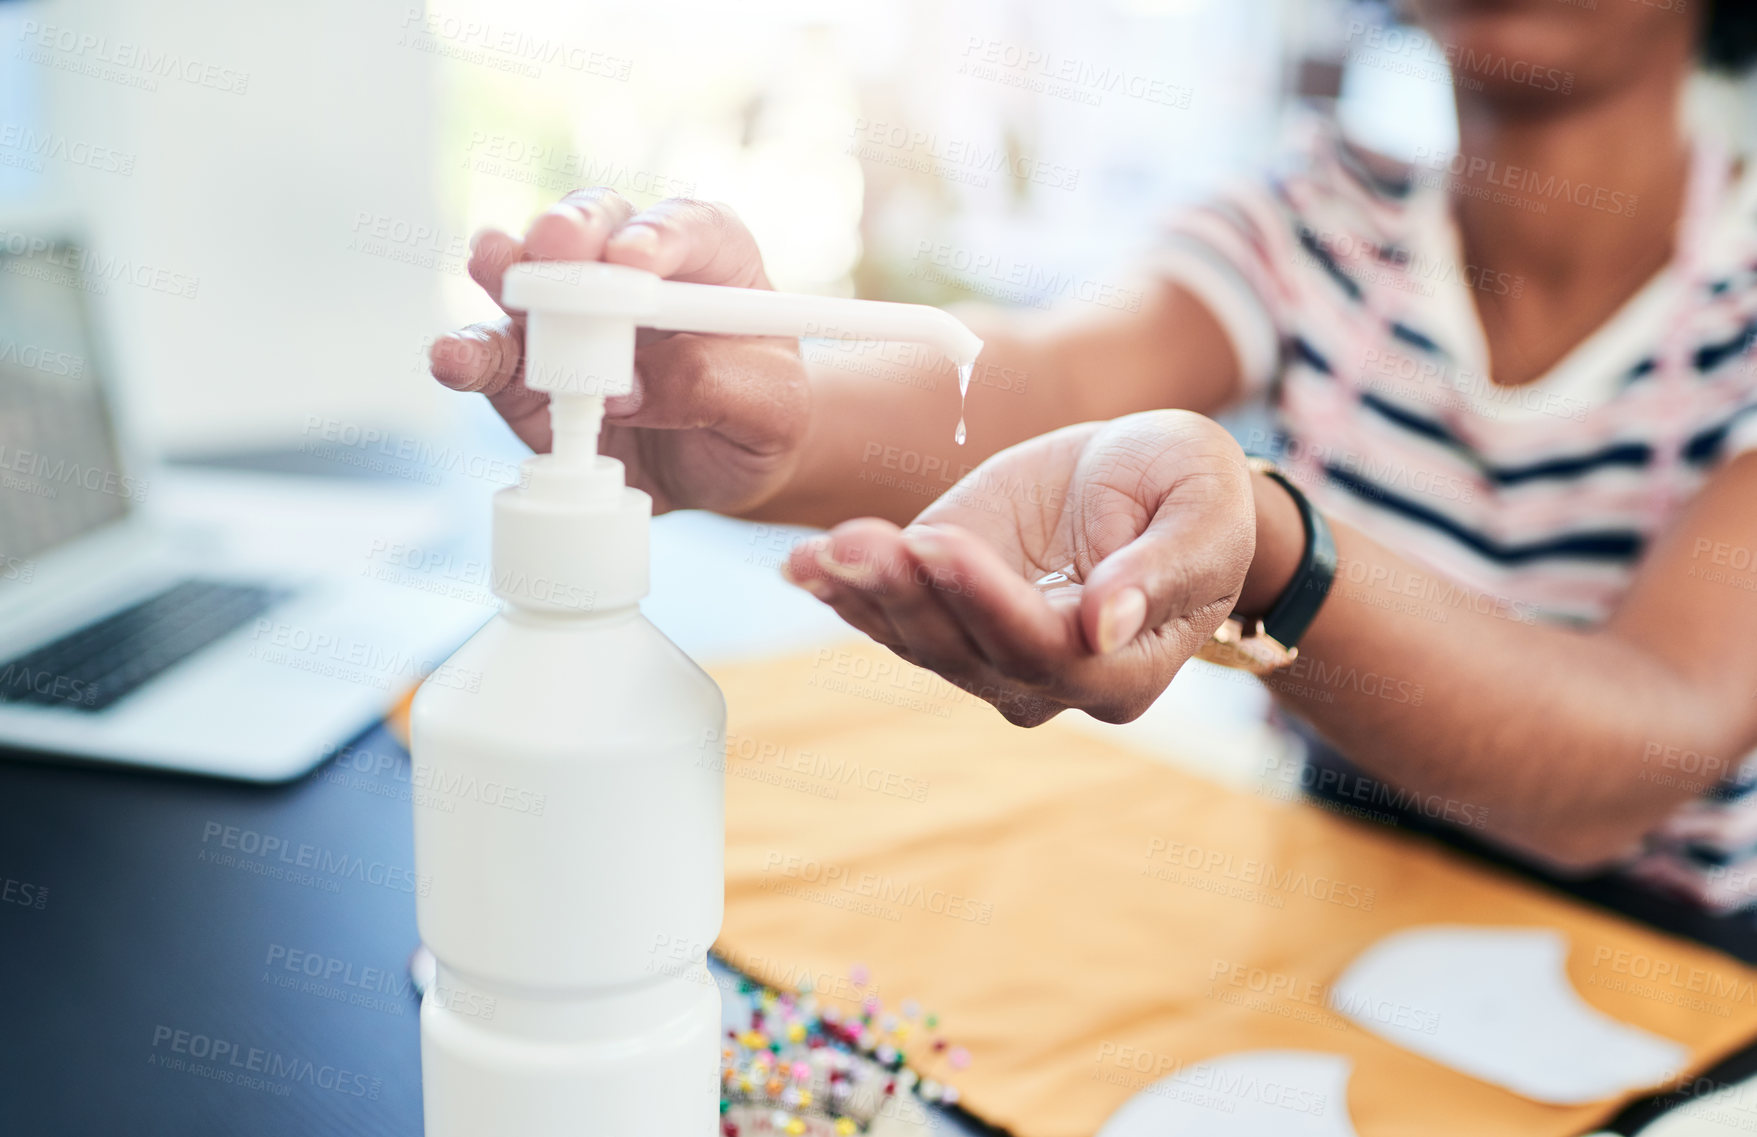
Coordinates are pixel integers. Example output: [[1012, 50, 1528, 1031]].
[[903, 526, 948, 564], [428, 336, 467, 381], [782, 561, 831, 598], [1096, 588, 1148, 654], [536, 204, 588, 234], [814, 544, 880, 588], [608, 224, 658, 258]]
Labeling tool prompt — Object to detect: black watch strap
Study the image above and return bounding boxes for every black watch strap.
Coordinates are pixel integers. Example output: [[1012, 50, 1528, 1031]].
[[1253, 463, 1337, 651]]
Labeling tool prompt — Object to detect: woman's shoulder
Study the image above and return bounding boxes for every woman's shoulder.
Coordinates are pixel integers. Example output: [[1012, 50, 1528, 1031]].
[[1232, 116, 1436, 257], [1300, 120, 1420, 204]]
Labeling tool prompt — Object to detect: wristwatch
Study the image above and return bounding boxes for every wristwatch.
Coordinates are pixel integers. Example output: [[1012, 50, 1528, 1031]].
[[1197, 458, 1337, 676]]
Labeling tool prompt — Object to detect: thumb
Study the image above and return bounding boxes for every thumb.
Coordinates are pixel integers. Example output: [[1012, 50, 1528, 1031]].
[[1072, 414, 1257, 655]]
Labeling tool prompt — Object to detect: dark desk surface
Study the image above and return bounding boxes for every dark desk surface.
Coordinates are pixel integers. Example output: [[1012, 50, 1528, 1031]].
[[4, 726, 1757, 1137], [0, 727, 426, 1136]]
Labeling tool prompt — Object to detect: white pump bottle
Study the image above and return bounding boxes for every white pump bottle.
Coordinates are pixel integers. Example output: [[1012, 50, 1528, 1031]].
[[411, 261, 981, 1137]]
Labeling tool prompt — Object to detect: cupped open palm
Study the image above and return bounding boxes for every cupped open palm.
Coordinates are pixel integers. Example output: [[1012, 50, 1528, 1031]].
[[787, 411, 1258, 726]]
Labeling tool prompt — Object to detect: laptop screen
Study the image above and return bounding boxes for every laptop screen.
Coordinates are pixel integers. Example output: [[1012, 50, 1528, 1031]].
[[0, 236, 133, 568]]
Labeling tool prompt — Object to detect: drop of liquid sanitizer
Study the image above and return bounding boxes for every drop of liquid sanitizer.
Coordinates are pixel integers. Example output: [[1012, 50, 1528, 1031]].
[[954, 361, 973, 446]]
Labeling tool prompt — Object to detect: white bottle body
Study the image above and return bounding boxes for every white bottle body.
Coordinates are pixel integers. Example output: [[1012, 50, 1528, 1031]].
[[411, 603, 725, 1137]]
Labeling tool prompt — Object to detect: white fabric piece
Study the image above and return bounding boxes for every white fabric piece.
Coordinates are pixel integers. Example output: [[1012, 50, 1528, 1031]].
[[1330, 926, 1690, 1104], [1097, 1050, 1360, 1137]]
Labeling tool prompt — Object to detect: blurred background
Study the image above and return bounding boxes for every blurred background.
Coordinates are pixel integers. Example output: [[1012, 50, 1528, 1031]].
[[0, 0, 1437, 455], [10, 0, 1752, 447], [5, 0, 1757, 763], [7, 0, 1755, 450]]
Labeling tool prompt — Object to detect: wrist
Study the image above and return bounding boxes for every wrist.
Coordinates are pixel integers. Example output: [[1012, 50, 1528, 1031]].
[[1236, 468, 1305, 619]]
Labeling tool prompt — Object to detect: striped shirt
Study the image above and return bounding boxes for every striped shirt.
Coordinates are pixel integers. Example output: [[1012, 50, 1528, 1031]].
[[1158, 118, 1757, 911]]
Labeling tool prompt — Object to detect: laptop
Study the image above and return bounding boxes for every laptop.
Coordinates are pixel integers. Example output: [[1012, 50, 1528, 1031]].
[[0, 221, 491, 781]]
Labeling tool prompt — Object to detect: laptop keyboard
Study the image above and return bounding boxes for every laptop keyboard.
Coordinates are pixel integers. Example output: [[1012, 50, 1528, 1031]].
[[0, 580, 284, 713]]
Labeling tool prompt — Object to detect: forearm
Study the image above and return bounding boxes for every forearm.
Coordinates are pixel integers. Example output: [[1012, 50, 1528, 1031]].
[[744, 319, 1067, 526], [1241, 472, 1745, 868], [745, 282, 1244, 528]]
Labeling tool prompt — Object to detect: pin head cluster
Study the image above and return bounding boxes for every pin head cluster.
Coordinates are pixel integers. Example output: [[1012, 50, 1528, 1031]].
[[719, 965, 970, 1136]]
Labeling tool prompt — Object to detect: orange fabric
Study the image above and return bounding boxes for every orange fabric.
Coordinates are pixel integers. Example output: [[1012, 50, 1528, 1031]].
[[711, 644, 1757, 1137]]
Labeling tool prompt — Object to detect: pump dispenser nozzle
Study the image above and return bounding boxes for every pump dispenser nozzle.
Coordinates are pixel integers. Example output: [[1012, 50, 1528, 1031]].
[[503, 262, 984, 465], [504, 261, 984, 403]]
